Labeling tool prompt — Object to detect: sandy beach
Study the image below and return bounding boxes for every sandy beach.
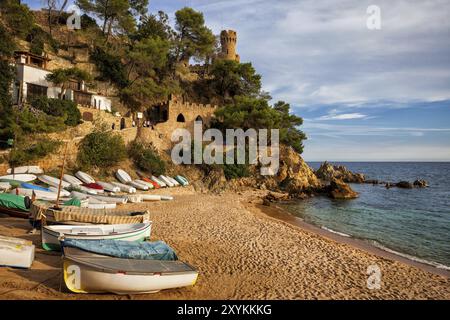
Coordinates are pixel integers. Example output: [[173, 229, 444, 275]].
[[0, 187, 449, 300]]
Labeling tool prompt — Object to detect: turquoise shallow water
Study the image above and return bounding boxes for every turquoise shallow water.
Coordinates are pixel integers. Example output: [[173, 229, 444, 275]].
[[280, 162, 450, 269]]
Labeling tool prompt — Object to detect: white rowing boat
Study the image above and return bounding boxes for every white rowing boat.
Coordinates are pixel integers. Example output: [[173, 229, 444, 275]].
[[116, 169, 132, 184], [151, 176, 166, 187], [48, 187, 71, 197], [159, 175, 174, 187], [0, 182, 11, 191], [70, 191, 127, 205], [42, 222, 152, 251], [62, 247, 198, 294], [11, 188, 59, 201], [63, 174, 83, 185], [111, 182, 136, 194], [38, 175, 70, 188], [140, 194, 162, 201], [96, 181, 121, 193], [129, 180, 149, 191], [0, 174, 37, 182], [135, 179, 154, 189], [0, 236, 35, 268], [7, 166, 43, 175], [168, 177, 180, 186], [75, 171, 95, 184]]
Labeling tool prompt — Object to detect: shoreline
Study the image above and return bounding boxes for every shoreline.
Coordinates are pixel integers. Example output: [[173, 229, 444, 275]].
[[251, 201, 450, 278], [0, 188, 449, 299]]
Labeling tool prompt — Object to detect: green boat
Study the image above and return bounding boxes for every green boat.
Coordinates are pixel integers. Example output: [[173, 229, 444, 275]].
[[0, 193, 30, 219]]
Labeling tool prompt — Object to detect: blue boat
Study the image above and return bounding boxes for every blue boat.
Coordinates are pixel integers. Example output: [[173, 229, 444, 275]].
[[174, 175, 189, 186], [61, 239, 178, 261], [20, 183, 50, 192]]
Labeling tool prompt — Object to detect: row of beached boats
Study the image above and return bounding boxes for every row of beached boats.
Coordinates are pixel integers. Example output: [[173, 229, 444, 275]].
[[0, 166, 198, 294], [0, 166, 190, 217]]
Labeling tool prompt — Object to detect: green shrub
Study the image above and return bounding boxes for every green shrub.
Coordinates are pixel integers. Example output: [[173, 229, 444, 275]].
[[78, 131, 127, 169], [16, 107, 67, 134], [8, 138, 62, 167], [31, 97, 81, 126], [27, 26, 60, 55], [223, 163, 250, 180], [128, 141, 166, 175]]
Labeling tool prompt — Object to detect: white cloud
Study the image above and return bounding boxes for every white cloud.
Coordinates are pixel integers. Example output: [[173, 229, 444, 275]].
[[317, 113, 368, 120]]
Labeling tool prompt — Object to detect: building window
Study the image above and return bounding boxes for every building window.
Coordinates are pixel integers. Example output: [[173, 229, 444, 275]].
[[176, 113, 185, 122], [26, 83, 47, 100]]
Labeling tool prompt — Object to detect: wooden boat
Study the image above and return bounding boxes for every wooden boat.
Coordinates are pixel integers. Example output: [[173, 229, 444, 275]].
[[159, 175, 174, 187], [62, 246, 198, 294], [0, 236, 34, 268], [63, 174, 83, 185], [96, 181, 121, 193], [41, 222, 152, 251], [151, 176, 166, 187], [0, 193, 30, 218], [30, 201, 150, 225], [111, 182, 136, 194], [0, 174, 37, 182], [116, 169, 132, 184], [38, 175, 70, 188], [7, 166, 43, 174], [12, 188, 59, 201], [75, 171, 96, 184]]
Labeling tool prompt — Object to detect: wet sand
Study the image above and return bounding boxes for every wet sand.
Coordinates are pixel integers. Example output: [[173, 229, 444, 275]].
[[0, 188, 449, 299]]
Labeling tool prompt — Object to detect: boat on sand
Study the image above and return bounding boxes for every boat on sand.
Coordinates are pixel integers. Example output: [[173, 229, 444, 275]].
[[62, 246, 198, 294], [41, 222, 152, 251], [0, 235, 35, 268]]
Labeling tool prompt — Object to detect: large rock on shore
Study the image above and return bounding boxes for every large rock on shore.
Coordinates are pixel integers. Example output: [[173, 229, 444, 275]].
[[328, 178, 359, 199], [276, 145, 322, 193], [315, 161, 365, 183]]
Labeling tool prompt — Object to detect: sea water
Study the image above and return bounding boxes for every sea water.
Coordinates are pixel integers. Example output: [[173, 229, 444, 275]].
[[281, 162, 450, 270]]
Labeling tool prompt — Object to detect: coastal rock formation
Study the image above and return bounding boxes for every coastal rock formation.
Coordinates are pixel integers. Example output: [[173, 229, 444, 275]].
[[328, 178, 359, 199], [263, 191, 290, 205], [276, 146, 322, 193], [396, 181, 414, 189], [413, 179, 428, 188], [315, 161, 365, 183]]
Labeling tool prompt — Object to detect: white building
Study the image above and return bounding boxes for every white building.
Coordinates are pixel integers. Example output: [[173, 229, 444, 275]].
[[12, 51, 112, 112]]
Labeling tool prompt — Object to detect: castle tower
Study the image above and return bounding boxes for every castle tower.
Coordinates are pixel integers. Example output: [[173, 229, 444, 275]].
[[219, 30, 240, 62]]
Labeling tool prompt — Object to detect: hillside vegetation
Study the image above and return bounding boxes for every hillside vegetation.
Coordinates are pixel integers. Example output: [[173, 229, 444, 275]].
[[0, 0, 308, 184]]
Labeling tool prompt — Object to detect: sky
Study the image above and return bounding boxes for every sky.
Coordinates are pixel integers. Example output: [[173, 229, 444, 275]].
[[23, 0, 450, 161]]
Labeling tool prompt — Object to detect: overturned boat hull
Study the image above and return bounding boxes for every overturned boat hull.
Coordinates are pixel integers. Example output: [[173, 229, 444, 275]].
[[63, 247, 198, 294]]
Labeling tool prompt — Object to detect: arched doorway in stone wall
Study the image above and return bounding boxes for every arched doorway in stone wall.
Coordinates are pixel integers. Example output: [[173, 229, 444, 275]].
[[176, 113, 185, 122], [195, 115, 203, 123], [120, 118, 126, 130]]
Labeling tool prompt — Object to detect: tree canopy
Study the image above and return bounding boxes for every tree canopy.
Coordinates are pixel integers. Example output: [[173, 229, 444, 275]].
[[174, 7, 216, 63]]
